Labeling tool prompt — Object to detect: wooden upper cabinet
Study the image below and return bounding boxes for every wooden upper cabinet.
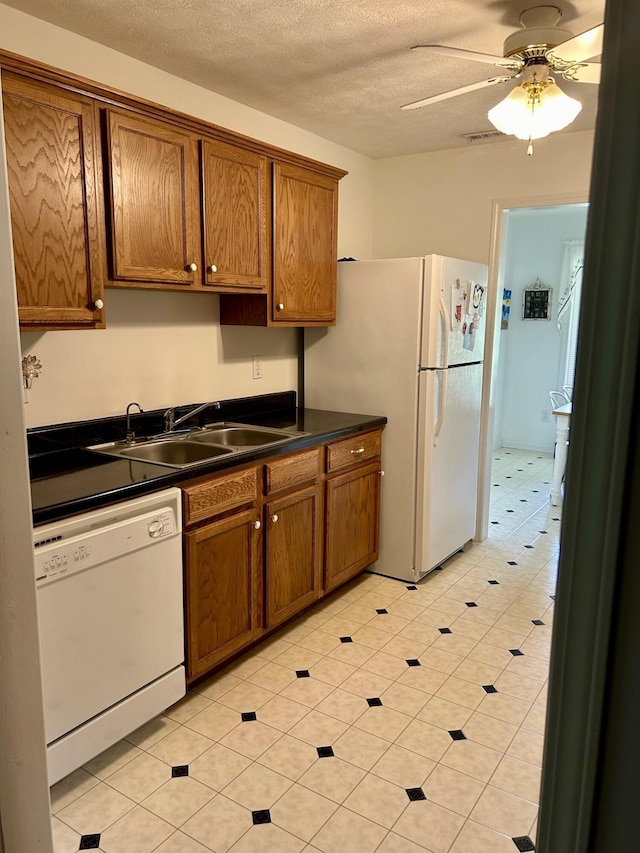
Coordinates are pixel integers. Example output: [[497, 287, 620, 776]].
[[201, 140, 268, 290], [105, 110, 201, 285], [2, 74, 105, 330], [272, 163, 338, 325]]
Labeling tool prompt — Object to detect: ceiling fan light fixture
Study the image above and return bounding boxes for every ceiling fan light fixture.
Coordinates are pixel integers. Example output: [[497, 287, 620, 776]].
[[487, 67, 582, 150]]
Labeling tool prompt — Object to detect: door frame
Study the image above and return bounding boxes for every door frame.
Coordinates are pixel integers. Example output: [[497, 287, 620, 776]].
[[475, 190, 589, 541], [0, 71, 53, 851], [538, 0, 640, 845]]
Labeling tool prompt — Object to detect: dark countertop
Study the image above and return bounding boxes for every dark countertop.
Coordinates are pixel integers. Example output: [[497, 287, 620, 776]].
[[30, 393, 386, 526]]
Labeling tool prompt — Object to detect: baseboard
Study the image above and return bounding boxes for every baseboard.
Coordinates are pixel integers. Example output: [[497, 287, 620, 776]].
[[500, 441, 555, 453]]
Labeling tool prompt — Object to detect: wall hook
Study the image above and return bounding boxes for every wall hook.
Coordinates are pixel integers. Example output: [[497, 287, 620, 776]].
[[22, 354, 43, 389]]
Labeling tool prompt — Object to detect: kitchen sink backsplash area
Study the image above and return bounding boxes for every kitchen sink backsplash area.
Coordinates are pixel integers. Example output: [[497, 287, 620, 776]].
[[19, 288, 298, 429], [26, 392, 300, 459]]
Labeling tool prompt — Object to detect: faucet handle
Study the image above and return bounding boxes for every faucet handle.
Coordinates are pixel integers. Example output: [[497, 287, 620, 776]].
[[164, 408, 176, 432]]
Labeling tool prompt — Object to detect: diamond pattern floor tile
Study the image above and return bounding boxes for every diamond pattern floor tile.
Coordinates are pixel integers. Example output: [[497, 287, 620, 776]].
[[51, 449, 554, 853]]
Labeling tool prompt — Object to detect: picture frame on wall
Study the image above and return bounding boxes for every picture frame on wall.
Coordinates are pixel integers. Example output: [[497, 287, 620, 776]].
[[522, 278, 552, 320], [501, 288, 512, 330]]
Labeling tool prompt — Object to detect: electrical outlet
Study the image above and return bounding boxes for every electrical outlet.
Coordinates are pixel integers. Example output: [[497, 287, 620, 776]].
[[541, 409, 551, 422], [252, 356, 263, 380]]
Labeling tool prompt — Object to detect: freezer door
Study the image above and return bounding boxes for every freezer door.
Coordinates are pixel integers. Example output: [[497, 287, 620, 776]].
[[420, 256, 488, 368], [415, 363, 483, 574]]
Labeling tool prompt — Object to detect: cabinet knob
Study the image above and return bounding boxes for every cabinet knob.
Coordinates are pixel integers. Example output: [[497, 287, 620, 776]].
[[270, 514, 279, 523], [208, 264, 218, 273], [187, 262, 198, 272], [254, 520, 261, 530], [276, 303, 285, 311], [380, 470, 385, 476], [350, 447, 365, 455], [94, 298, 104, 310]]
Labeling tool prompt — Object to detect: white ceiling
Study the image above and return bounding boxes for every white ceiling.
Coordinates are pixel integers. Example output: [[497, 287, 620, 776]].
[[3, 0, 605, 158]]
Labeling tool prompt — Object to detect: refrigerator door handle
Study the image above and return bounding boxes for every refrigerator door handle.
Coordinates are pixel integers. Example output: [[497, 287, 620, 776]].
[[433, 368, 447, 445], [438, 297, 450, 369]]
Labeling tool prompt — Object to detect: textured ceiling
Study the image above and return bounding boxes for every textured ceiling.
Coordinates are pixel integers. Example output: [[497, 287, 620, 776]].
[[3, 0, 605, 158]]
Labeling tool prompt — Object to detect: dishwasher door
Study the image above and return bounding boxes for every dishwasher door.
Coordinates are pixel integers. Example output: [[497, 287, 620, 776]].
[[34, 488, 184, 756]]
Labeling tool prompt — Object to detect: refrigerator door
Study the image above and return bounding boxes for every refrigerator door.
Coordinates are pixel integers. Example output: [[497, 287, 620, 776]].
[[421, 256, 488, 369], [415, 362, 483, 575]]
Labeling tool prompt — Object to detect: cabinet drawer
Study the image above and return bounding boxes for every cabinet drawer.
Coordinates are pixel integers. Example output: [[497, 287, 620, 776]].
[[265, 448, 321, 495], [325, 430, 382, 474], [182, 466, 257, 525]]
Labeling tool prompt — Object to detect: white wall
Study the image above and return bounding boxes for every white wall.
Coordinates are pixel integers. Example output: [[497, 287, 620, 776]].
[[0, 3, 376, 427], [496, 205, 588, 451], [372, 131, 594, 263], [20, 291, 303, 425]]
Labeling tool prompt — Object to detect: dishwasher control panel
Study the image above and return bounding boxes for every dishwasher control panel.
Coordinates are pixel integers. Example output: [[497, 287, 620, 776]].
[[33, 488, 182, 587]]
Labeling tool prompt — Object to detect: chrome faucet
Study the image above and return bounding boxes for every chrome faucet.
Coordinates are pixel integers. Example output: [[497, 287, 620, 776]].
[[163, 401, 221, 433], [125, 402, 144, 443]]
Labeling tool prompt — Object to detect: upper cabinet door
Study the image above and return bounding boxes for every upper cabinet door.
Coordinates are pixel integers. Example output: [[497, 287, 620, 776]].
[[106, 110, 201, 285], [201, 140, 268, 291], [2, 74, 105, 329], [272, 163, 338, 324]]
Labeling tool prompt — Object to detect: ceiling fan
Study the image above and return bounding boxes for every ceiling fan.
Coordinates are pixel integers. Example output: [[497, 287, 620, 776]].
[[402, 5, 604, 153]]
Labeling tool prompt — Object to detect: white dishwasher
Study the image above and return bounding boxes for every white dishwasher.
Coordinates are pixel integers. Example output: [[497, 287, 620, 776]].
[[33, 487, 185, 784]]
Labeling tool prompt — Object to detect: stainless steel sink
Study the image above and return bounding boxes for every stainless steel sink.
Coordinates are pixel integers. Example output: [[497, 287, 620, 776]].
[[193, 424, 300, 447], [89, 422, 306, 468], [113, 440, 233, 466]]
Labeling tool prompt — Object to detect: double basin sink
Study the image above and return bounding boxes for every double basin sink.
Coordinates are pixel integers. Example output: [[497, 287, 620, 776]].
[[90, 423, 307, 468]]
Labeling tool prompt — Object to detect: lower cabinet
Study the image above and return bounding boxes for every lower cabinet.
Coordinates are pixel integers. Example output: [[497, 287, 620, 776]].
[[184, 508, 262, 681], [265, 484, 322, 629], [325, 461, 382, 592], [181, 429, 382, 683]]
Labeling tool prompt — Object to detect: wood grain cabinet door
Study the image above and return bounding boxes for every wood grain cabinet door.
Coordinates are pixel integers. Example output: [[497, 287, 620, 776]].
[[184, 509, 262, 681], [272, 163, 338, 325], [106, 110, 201, 285], [325, 461, 381, 592], [201, 139, 268, 290], [2, 74, 105, 329], [265, 485, 322, 629]]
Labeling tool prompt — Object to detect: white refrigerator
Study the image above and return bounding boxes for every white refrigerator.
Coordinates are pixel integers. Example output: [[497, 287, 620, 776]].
[[305, 255, 488, 582]]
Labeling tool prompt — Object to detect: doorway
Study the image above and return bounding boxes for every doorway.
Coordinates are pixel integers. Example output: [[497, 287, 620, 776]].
[[488, 202, 588, 536], [493, 205, 588, 454], [476, 194, 589, 543]]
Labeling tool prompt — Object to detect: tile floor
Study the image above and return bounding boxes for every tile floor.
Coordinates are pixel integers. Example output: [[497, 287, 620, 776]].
[[51, 448, 559, 853]]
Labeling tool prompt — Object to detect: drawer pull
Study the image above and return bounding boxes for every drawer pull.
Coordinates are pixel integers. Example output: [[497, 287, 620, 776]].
[[254, 520, 261, 530], [270, 514, 279, 523], [350, 447, 365, 455]]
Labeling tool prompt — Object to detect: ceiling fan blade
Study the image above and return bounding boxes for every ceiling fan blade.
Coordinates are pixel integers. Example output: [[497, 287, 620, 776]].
[[552, 23, 604, 63], [411, 44, 518, 68], [569, 62, 601, 84], [401, 76, 513, 111]]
